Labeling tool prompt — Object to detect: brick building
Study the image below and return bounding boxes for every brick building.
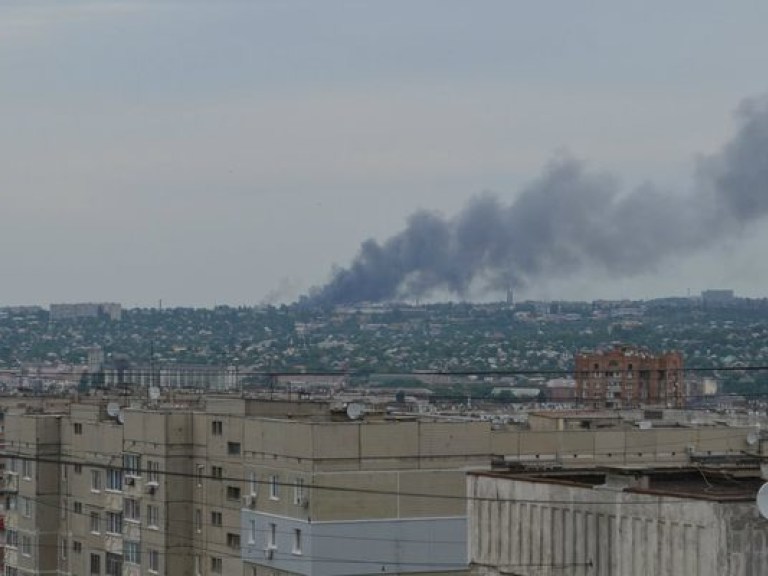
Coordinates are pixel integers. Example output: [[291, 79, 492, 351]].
[[575, 346, 684, 408]]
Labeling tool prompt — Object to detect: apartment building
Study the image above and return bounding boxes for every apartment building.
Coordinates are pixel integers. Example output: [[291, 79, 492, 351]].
[[0, 396, 758, 576], [2, 398, 485, 576], [574, 346, 684, 408]]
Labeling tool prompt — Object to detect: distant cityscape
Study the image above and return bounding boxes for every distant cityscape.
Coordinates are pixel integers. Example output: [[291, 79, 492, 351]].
[[0, 290, 765, 404], [1, 290, 768, 575]]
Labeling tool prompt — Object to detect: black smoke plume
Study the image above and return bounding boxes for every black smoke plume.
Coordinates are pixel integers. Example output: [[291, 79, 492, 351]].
[[307, 96, 768, 306]]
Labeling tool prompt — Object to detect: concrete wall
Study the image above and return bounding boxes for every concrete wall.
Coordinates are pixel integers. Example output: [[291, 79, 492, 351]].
[[243, 511, 467, 576], [468, 474, 768, 576], [491, 427, 752, 467]]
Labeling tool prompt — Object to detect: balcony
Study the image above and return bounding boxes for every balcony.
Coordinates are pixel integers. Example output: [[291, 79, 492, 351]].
[[1, 474, 18, 494]]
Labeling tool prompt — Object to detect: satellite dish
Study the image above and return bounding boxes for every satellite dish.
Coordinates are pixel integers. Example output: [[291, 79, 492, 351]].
[[748, 431, 759, 446], [107, 402, 120, 418], [346, 402, 365, 421], [757, 483, 768, 519], [148, 387, 160, 401], [116, 410, 125, 425]]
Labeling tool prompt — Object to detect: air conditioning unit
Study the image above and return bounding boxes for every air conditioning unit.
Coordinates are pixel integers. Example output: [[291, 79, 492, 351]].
[[146, 484, 156, 495], [263, 547, 274, 560], [298, 496, 309, 509], [125, 477, 135, 486], [242, 495, 256, 508]]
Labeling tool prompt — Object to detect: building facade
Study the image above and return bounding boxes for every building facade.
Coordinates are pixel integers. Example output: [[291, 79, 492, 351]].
[[468, 465, 768, 576], [0, 396, 758, 576], [2, 398, 484, 576], [574, 346, 684, 408]]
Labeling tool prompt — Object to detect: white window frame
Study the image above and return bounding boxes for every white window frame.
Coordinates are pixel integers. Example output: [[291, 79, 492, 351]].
[[248, 470, 258, 496], [292, 528, 303, 555], [91, 469, 102, 492], [293, 477, 305, 505], [147, 504, 159, 529], [90, 511, 101, 534], [267, 522, 277, 549], [123, 540, 140, 565], [123, 454, 141, 478], [148, 549, 160, 573], [124, 498, 140, 522], [269, 475, 279, 500]]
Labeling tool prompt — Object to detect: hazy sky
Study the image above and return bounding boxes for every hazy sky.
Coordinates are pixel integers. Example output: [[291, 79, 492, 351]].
[[3, 1, 768, 307]]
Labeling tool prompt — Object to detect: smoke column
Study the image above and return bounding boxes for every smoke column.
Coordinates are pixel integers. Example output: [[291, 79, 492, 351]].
[[307, 96, 768, 306]]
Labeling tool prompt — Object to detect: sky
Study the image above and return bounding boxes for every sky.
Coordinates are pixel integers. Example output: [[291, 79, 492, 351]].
[[2, 1, 768, 307]]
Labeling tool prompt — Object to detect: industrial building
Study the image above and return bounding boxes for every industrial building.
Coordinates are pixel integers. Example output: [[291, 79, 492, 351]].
[[468, 463, 768, 576]]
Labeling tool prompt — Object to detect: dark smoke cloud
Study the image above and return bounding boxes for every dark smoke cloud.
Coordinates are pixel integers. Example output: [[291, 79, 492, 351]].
[[307, 96, 768, 306]]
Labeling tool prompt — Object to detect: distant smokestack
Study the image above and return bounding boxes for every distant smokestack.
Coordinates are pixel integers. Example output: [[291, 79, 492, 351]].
[[305, 95, 768, 306]]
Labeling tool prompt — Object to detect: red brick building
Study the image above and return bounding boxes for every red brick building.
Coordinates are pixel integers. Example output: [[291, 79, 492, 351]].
[[575, 345, 684, 408]]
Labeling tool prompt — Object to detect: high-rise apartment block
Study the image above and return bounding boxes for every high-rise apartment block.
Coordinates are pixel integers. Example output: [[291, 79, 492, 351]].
[[2, 393, 757, 576], [574, 346, 684, 408], [2, 398, 481, 576]]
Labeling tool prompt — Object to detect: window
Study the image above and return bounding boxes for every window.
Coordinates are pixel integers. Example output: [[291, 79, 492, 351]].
[[106, 468, 122, 491], [74, 423, 83, 435], [90, 511, 101, 534], [91, 470, 102, 492], [197, 464, 204, 487], [21, 496, 32, 517], [211, 420, 223, 435], [61, 537, 68, 560], [249, 519, 257, 544], [124, 498, 140, 522], [147, 460, 160, 484], [195, 509, 202, 532], [194, 555, 201, 576], [248, 470, 258, 496], [123, 541, 140, 565], [74, 501, 82, 514], [294, 478, 305, 505], [123, 454, 140, 477], [21, 459, 32, 479], [105, 552, 122, 576], [269, 475, 279, 499], [6, 567, 19, 576], [292, 529, 302, 555], [211, 466, 223, 479], [74, 463, 82, 474], [211, 557, 223, 574], [227, 442, 241, 455], [226, 533, 241, 550], [147, 504, 159, 528], [226, 486, 241, 501], [6, 529, 18, 548], [148, 549, 160, 573], [90, 553, 101, 575], [73, 540, 82, 553], [211, 511, 222, 526], [267, 523, 277, 549], [106, 512, 122, 535], [21, 535, 31, 556]]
